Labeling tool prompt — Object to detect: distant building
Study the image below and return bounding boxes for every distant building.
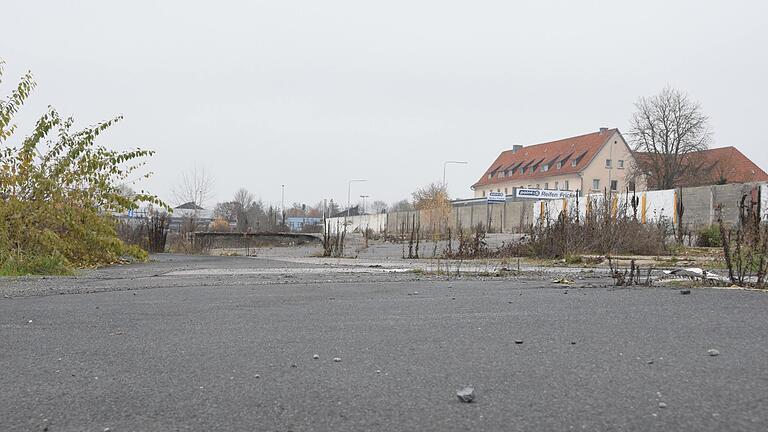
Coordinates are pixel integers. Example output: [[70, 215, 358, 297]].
[[286, 216, 322, 232], [170, 202, 213, 232], [472, 128, 639, 197], [634, 146, 768, 189], [173, 202, 212, 219], [331, 205, 361, 218]]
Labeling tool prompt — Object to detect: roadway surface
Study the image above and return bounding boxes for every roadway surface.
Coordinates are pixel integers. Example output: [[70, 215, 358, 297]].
[[1, 255, 767, 431]]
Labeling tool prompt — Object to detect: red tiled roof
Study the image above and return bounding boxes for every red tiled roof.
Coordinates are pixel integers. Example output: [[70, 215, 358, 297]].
[[635, 146, 768, 188], [472, 129, 618, 189]]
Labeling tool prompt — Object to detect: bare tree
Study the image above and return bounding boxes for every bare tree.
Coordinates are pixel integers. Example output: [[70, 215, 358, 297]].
[[233, 188, 254, 210], [390, 199, 415, 212], [213, 201, 237, 220], [232, 187, 255, 231], [172, 167, 215, 209], [371, 200, 388, 214], [629, 87, 711, 190]]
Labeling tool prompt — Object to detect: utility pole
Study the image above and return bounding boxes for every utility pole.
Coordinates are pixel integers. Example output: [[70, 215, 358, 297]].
[[281, 184, 285, 227], [347, 179, 367, 219]]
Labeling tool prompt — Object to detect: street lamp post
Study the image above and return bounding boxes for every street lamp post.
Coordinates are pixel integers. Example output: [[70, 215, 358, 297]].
[[443, 160, 468, 187], [347, 179, 367, 219], [281, 184, 285, 227], [359, 194, 369, 215]]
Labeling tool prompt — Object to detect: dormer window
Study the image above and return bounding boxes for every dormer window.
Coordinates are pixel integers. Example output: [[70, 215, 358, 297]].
[[541, 164, 549, 172], [571, 160, 578, 167], [557, 161, 563, 169]]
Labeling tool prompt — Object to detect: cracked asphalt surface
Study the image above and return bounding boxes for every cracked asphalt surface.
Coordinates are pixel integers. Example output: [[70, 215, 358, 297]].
[[1, 254, 767, 431]]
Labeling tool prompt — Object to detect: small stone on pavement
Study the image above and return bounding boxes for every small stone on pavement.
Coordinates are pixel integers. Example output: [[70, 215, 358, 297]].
[[456, 386, 475, 403], [333, 357, 342, 362], [708, 349, 720, 356], [313, 354, 320, 360]]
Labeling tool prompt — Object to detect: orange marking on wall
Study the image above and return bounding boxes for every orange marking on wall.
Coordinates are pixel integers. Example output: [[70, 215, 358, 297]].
[[673, 191, 677, 225]]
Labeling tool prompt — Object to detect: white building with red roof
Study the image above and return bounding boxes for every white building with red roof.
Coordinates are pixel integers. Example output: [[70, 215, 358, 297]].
[[472, 128, 639, 198]]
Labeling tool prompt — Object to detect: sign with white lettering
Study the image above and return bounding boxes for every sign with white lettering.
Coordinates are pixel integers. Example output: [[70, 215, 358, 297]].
[[487, 191, 506, 203], [515, 188, 578, 199]]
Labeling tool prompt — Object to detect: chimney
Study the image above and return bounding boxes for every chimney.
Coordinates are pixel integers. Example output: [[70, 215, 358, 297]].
[[599, 127, 609, 135], [511, 145, 523, 153]]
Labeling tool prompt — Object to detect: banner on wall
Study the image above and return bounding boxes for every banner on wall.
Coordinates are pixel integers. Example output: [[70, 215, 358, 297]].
[[487, 191, 506, 203], [515, 188, 578, 200]]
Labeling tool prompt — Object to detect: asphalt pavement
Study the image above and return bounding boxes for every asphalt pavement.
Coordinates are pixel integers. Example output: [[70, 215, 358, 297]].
[[1, 255, 767, 431]]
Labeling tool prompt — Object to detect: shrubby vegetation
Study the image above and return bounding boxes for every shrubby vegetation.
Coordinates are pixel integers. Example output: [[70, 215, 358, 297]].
[[0, 60, 165, 275], [718, 200, 768, 288]]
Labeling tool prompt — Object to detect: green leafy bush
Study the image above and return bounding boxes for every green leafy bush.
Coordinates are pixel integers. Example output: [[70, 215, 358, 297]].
[[0, 253, 73, 276], [0, 60, 165, 274], [696, 224, 722, 247]]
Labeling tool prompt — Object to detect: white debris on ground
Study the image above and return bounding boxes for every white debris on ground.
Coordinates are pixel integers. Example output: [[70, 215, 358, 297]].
[[552, 277, 574, 285], [661, 268, 730, 283]]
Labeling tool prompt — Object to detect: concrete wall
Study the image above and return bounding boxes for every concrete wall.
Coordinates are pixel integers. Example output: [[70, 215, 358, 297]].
[[681, 185, 715, 228], [327, 212, 388, 234], [711, 182, 760, 226], [325, 182, 768, 236]]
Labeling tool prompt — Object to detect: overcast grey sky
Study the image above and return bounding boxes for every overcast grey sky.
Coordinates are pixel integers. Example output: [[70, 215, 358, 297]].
[[2, 0, 767, 209]]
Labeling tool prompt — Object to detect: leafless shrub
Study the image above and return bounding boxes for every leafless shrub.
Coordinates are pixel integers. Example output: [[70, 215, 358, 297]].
[[522, 192, 669, 258], [441, 192, 669, 261], [718, 195, 768, 288], [608, 257, 652, 286], [444, 223, 489, 259], [116, 210, 169, 254], [405, 215, 421, 259], [322, 221, 345, 257]]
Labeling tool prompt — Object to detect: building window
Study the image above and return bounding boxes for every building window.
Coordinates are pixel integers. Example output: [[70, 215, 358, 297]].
[[504, 187, 508, 194], [542, 164, 549, 172], [618, 160, 624, 169], [527, 185, 531, 188], [488, 173, 493, 179], [536, 184, 540, 189], [482, 190, 486, 197], [557, 161, 563, 169], [592, 179, 600, 190], [564, 180, 569, 190], [571, 160, 578, 167], [544, 182, 549, 189], [554, 181, 559, 190], [611, 180, 618, 191], [605, 159, 612, 168]]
